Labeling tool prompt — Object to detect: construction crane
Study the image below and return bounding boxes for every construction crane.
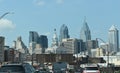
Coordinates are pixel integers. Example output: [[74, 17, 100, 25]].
[[0, 12, 14, 20]]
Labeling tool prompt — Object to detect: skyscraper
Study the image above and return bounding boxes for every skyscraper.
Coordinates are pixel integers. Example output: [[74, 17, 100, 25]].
[[108, 25, 119, 53], [62, 38, 79, 54], [59, 24, 70, 42], [38, 35, 48, 49], [29, 31, 40, 54], [80, 19, 91, 42], [29, 31, 48, 54], [29, 31, 39, 43], [29, 31, 48, 48]]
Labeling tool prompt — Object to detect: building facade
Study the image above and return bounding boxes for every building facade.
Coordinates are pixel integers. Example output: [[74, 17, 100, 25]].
[[108, 25, 119, 53], [29, 31, 48, 54], [86, 40, 98, 56], [100, 43, 108, 55], [36, 54, 74, 64], [80, 19, 91, 42], [38, 35, 48, 50], [86, 40, 98, 49], [59, 24, 70, 43], [77, 39, 83, 53], [13, 36, 28, 53], [62, 38, 80, 54], [29, 31, 39, 54], [0, 36, 5, 62], [29, 31, 39, 43]]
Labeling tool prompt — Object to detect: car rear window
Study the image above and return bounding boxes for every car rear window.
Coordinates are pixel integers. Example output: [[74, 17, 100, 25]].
[[85, 67, 98, 70], [0, 65, 25, 73]]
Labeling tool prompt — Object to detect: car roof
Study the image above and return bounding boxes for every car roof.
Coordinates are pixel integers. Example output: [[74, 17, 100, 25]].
[[80, 64, 98, 68], [2, 63, 30, 67]]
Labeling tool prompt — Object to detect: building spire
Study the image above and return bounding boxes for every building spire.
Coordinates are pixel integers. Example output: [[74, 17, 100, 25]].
[[52, 28, 58, 47], [80, 17, 91, 42], [54, 28, 56, 32], [84, 16, 86, 22]]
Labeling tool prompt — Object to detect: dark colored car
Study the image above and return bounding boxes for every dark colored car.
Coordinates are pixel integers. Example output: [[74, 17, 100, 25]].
[[0, 63, 36, 73]]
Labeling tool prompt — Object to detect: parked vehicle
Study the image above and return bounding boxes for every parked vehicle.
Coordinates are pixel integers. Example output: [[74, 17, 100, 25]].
[[80, 64, 100, 73], [0, 63, 36, 73], [52, 62, 67, 73], [82, 67, 100, 73]]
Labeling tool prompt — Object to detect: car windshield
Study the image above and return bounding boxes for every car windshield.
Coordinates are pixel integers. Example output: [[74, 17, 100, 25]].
[[0, 65, 25, 73], [85, 67, 98, 70]]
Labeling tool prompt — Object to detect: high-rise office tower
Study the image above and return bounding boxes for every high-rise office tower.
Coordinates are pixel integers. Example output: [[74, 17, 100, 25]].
[[29, 31, 39, 43], [29, 31, 48, 54], [62, 38, 79, 54], [108, 25, 119, 53], [29, 31, 39, 54], [80, 19, 91, 42], [38, 35, 48, 53], [59, 24, 70, 42], [86, 40, 98, 50], [38, 35, 48, 49]]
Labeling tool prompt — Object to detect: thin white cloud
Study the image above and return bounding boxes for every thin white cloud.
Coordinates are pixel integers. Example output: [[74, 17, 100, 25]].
[[45, 32, 51, 36], [0, 19, 15, 32], [34, 0, 45, 6], [56, 0, 64, 4], [33, 0, 64, 6]]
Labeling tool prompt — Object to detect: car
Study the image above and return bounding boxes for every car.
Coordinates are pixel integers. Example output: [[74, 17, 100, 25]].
[[0, 63, 36, 73], [52, 62, 67, 73], [82, 67, 100, 73]]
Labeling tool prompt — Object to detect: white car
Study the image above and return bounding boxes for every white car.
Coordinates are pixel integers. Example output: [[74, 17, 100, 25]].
[[82, 67, 100, 73]]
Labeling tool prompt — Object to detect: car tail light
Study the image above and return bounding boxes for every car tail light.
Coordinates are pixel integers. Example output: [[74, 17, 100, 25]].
[[82, 71, 86, 73], [98, 70, 100, 73]]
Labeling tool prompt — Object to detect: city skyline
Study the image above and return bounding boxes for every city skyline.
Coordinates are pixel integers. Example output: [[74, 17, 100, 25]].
[[0, 0, 120, 47]]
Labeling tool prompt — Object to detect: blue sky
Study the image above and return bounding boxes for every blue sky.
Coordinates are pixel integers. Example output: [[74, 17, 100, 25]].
[[0, 0, 120, 47]]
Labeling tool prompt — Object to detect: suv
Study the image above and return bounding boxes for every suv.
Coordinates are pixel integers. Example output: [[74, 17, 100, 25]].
[[82, 67, 100, 73], [0, 63, 36, 73]]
